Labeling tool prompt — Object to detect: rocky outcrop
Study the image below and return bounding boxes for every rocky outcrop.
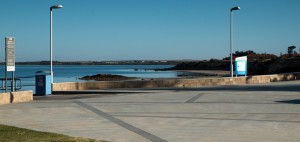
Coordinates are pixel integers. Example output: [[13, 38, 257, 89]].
[[80, 74, 135, 81], [165, 58, 300, 75]]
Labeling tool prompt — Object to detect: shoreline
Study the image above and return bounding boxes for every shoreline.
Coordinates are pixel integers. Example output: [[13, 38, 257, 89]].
[[76, 70, 229, 82]]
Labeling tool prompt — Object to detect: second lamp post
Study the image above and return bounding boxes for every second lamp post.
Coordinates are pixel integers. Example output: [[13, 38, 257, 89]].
[[50, 4, 63, 83], [230, 6, 240, 77]]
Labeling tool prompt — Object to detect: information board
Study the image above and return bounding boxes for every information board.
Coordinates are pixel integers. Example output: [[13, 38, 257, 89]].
[[235, 56, 247, 76], [5, 37, 15, 72]]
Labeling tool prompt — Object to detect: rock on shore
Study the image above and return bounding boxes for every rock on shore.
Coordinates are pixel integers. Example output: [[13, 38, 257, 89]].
[[79, 74, 135, 81]]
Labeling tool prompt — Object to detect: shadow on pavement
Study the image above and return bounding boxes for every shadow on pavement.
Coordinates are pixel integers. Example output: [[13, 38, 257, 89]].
[[277, 99, 300, 104], [34, 91, 155, 101], [157, 84, 300, 92]]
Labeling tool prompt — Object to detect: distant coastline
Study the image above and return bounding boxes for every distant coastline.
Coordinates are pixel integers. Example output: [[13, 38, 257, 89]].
[[3, 51, 300, 77], [0, 60, 182, 65]]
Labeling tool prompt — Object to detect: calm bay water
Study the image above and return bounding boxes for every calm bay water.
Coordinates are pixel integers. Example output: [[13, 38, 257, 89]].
[[0, 65, 181, 92]]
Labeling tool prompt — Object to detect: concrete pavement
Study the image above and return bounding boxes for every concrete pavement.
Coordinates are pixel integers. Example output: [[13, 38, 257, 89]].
[[1, 80, 300, 142]]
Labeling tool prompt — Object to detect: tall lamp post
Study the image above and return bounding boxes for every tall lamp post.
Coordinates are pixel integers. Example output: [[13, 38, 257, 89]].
[[230, 6, 240, 77], [50, 4, 63, 83]]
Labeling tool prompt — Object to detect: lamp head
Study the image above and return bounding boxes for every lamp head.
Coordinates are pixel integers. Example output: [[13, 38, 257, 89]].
[[50, 4, 63, 10], [231, 6, 240, 12]]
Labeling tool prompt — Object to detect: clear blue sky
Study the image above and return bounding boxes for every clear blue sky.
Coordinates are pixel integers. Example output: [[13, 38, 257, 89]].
[[0, 0, 299, 61]]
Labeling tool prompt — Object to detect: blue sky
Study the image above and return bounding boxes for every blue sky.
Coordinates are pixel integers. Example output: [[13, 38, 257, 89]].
[[0, 0, 299, 61]]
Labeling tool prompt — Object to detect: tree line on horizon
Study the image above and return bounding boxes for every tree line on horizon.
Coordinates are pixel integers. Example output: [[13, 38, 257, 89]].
[[221, 45, 300, 61]]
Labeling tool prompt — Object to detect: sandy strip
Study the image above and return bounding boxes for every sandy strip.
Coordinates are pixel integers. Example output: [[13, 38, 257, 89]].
[[176, 70, 230, 76]]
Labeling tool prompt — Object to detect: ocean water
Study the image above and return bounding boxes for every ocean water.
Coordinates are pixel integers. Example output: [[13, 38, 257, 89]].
[[0, 65, 181, 92]]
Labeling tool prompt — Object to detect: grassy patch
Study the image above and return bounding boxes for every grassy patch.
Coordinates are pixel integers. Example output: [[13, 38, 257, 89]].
[[0, 124, 105, 142]]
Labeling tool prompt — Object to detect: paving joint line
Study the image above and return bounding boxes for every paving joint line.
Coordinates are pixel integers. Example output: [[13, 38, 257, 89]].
[[74, 100, 168, 142], [185, 93, 205, 103]]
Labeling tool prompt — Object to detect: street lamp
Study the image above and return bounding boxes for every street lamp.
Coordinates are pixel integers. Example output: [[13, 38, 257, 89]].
[[230, 6, 240, 77], [50, 4, 63, 83]]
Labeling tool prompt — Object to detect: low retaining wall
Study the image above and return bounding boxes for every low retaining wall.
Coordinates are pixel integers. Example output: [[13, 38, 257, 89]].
[[52, 72, 300, 91], [0, 91, 33, 105]]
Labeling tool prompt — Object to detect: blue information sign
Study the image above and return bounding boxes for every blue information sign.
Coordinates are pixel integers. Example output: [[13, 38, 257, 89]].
[[235, 56, 247, 76]]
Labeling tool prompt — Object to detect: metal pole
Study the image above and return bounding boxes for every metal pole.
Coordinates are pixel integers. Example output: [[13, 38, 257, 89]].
[[11, 71, 14, 92], [230, 11, 233, 77], [14, 78, 17, 90], [50, 8, 53, 83], [5, 40, 7, 92], [5, 68, 7, 92], [50, 5, 62, 84]]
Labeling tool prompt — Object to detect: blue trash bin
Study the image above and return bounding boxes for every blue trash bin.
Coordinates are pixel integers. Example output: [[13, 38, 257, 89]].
[[35, 71, 52, 96]]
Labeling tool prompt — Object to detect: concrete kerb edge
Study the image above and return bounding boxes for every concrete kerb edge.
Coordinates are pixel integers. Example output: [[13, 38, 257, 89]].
[[52, 72, 300, 91]]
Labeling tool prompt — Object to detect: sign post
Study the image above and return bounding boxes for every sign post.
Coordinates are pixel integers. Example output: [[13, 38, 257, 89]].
[[235, 56, 247, 76], [5, 37, 15, 92]]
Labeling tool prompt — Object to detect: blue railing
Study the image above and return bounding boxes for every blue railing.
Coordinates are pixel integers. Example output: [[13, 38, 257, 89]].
[[0, 78, 22, 91]]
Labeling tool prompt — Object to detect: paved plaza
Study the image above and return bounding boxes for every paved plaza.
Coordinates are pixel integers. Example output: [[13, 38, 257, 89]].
[[1, 80, 300, 142]]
